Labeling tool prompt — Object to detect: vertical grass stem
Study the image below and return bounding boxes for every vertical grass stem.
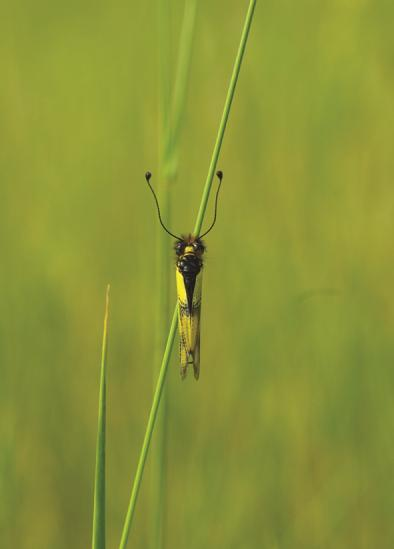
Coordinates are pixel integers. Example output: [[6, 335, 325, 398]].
[[152, 2, 197, 548]]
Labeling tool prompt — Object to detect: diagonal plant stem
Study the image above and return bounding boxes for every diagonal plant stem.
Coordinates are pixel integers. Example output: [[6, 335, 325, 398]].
[[193, 0, 256, 236], [119, 2, 256, 548], [119, 309, 178, 549]]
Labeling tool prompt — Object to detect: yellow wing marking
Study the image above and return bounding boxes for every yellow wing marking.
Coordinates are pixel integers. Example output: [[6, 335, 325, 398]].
[[176, 269, 202, 380]]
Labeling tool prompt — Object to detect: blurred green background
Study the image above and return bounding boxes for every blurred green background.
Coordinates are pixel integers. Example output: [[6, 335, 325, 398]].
[[1, 0, 394, 547]]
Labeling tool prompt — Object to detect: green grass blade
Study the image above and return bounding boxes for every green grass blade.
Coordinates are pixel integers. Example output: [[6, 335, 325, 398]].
[[119, 2, 256, 547], [92, 285, 110, 549]]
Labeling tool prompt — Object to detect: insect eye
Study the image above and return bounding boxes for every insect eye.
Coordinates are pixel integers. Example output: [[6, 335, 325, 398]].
[[193, 241, 204, 253], [175, 242, 184, 256]]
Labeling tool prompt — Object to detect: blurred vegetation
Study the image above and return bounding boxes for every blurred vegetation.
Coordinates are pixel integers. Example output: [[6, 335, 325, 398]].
[[1, 1, 394, 548]]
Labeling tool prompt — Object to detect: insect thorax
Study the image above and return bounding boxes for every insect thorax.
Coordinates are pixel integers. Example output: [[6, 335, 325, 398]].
[[177, 253, 202, 276]]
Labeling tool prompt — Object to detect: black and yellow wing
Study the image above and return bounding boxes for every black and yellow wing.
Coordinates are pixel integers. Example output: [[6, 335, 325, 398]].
[[176, 269, 202, 380]]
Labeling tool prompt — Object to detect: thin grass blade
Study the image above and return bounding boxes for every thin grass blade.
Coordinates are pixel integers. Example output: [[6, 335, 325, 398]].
[[92, 285, 110, 549]]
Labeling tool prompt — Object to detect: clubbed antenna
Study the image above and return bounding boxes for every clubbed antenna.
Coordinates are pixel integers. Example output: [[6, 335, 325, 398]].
[[199, 170, 224, 238], [145, 172, 181, 240]]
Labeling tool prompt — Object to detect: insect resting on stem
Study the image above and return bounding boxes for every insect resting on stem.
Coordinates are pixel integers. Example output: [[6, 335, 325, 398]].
[[145, 170, 223, 380]]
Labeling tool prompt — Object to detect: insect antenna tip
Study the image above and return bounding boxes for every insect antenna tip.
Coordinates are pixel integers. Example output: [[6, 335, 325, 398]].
[[145, 171, 152, 181], [216, 170, 223, 180]]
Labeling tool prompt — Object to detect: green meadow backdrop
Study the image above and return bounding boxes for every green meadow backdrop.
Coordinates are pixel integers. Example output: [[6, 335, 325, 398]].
[[1, 1, 394, 547]]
